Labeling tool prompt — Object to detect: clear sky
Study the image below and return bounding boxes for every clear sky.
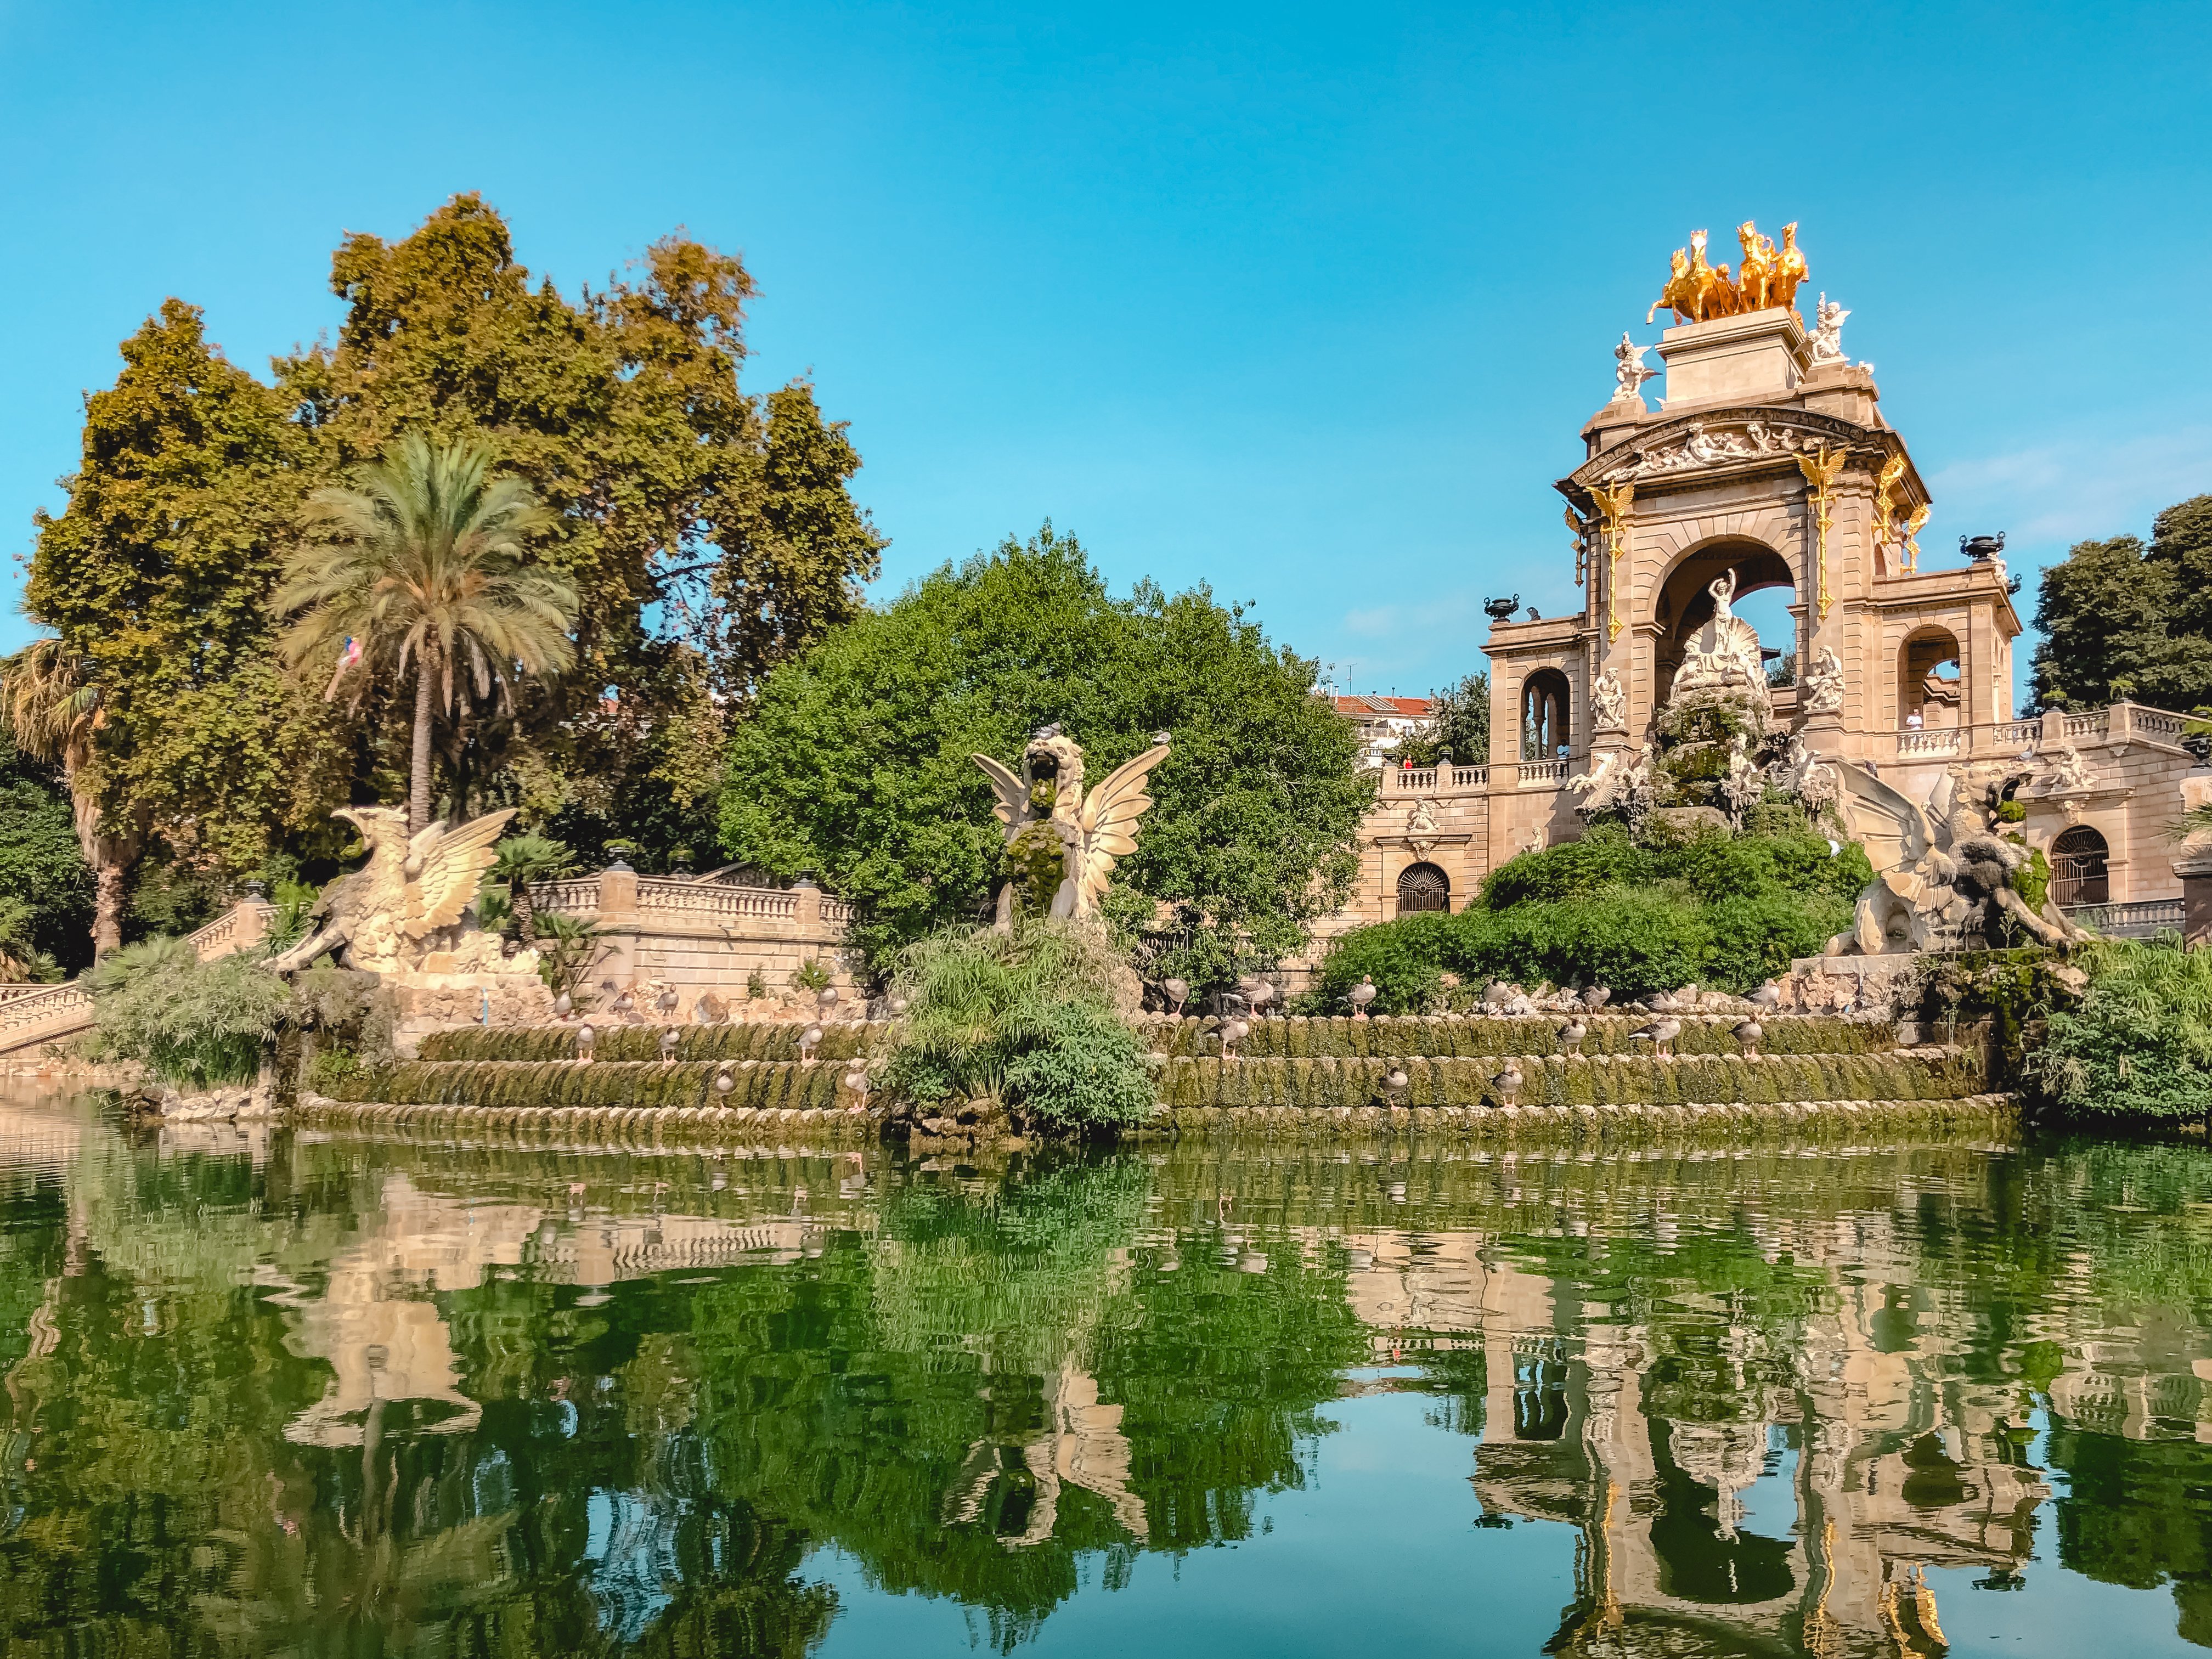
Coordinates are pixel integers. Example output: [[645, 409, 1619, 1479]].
[[4, 1, 2208, 708]]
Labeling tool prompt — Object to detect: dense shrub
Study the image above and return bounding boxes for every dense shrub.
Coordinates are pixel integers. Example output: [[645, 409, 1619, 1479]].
[[2032, 938, 2212, 1124], [87, 936, 291, 1089], [880, 920, 1155, 1131], [1314, 825, 1869, 1011]]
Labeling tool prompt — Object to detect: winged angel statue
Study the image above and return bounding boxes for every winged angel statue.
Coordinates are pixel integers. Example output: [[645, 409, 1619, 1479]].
[[1830, 763, 2085, 955], [973, 726, 1172, 925], [269, 805, 516, 974]]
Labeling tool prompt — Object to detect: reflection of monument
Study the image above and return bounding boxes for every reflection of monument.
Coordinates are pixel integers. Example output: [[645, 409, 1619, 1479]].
[[1323, 222, 2194, 941], [1338, 1223, 2046, 1656]]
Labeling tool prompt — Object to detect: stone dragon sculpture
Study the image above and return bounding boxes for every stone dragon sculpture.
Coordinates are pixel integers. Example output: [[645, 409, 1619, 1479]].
[[1827, 761, 2086, 955], [268, 805, 515, 974], [972, 726, 1171, 924]]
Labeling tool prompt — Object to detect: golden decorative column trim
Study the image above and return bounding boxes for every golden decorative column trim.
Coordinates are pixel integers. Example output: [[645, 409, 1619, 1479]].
[[1901, 504, 1929, 573], [1589, 481, 1635, 641], [1795, 444, 1847, 619]]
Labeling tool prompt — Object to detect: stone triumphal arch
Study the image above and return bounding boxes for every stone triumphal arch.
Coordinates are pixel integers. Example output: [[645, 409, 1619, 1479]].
[[1329, 228, 2196, 943]]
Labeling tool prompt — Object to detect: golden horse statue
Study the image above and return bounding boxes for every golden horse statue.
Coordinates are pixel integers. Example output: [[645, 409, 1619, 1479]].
[[1648, 221, 1810, 324]]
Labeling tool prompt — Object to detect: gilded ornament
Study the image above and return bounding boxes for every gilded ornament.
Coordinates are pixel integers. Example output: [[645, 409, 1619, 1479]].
[[1795, 444, 1848, 620], [1900, 503, 1931, 573], [1588, 481, 1637, 642]]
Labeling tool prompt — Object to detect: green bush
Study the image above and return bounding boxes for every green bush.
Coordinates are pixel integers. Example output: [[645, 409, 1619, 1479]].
[[1314, 825, 1867, 1011], [87, 936, 291, 1089], [2032, 938, 2212, 1124], [880, 920, 1154, 1131]]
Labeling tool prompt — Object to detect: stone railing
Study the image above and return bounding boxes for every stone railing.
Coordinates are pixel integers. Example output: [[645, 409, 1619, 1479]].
[[636, 878, 799, 922], [2066, 898, 2187, 939], [526, 867, 854, 1012], [1879, 702, 2190, 765], [0, 898, 276, 1058], [1518, 759, 1570, 785], [1387, 765, 1491, 794]]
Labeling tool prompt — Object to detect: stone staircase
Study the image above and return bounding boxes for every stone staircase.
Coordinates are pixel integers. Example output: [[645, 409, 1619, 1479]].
[[0, 901, 276, 1059]]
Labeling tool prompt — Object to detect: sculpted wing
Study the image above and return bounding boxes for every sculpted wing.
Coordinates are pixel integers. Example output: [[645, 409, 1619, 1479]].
[[404, 808, 517, 939], [1075, 744, 1171, 913], [971, 753, 1032, 837], [1832, 761, 1931, 876]]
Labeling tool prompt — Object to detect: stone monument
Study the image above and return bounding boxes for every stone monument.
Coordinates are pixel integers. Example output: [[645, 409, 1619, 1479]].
[[973, 727, 1173, 924]]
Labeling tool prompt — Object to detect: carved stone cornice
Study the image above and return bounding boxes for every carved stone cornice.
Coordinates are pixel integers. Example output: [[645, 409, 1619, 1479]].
[[1558, 407, 1914, 503]]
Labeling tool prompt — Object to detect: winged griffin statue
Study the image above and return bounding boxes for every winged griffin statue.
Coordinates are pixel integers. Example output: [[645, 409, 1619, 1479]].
[[973, 726, 1172, 925], [1829, 762, 2086, 955], [269, 805, 516, 974]]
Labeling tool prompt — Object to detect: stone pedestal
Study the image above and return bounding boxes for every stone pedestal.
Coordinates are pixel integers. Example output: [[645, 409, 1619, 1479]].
[[388, 970, 557, 1059], [1657, 308, 1809, 408]]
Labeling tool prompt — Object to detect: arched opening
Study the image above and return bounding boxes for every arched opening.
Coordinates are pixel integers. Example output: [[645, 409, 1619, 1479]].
[[1520, 669, 1571, 759], [2050, 826, 2110, 906], [1652, 540, 1798, 704], [1899, 628, 1962, 730], [1396, 862, 1451, 914]]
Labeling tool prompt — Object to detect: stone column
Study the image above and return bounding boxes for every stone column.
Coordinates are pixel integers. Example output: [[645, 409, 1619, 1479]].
[[598, 862, 640, 985], [793, 876, 823, 930]]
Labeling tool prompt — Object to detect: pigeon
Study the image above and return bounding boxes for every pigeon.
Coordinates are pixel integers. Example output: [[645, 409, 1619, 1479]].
[[1244, 979, 1278, 1015], [1733, 1018, 1763, 1057], [1502, 993, 1536, 1018], [1482, 980, 1512, 1012], [819, 985, 842, 1014], [799, 1024, 825, 1060], [1556, 1018, 1587, 1054], [1383, 1059, 1410, 1093], [1163, 977, 1190, 1015], [1348, 977, 1378, 1017], [1582, 985, 1612, 1012], [1220, 1018, 1250, 1058], [1492, 1060, 1523, 1105], [575, 1023, 596, 1061], [842, 1063, 870, 1103], [1628, 1016, 1682, 1057], [1638, 990, 1678, 1014], [1750, 980, 1781, 1010], [612, 989, 637, 1022], [655, 984, 679, 1019], [658, 1028, 680, 1062], [552, 990, 573, 1019], [713, 1066, 736, 1096]]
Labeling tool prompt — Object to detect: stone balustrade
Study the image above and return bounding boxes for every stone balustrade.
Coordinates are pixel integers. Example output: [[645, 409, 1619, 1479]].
[[1878, 702, 2188, 766], [0, 899, 275, 1057], [528, 868, 853, 1014]]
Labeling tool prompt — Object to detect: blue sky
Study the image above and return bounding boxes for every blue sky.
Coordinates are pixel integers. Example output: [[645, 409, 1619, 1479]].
[[4, 1, 2208, 707]]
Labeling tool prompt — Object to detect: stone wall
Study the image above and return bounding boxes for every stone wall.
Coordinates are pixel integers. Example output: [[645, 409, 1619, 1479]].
[[531, 869, 857, 1017]]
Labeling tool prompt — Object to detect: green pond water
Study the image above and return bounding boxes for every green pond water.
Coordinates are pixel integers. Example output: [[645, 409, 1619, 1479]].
[[4, 1085, 2212, 1656]]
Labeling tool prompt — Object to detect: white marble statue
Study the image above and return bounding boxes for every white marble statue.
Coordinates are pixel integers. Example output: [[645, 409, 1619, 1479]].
[[1802, 646, 1845, 717], [2041, 741, 2094, 795], [1668, 569, 1772, 721], [1612, 332, 1657, 403], [1590, 669, 1627, 732], [1722, 733, 1765, 825], [1770, 731, 1838, 816], [1808, 293, 1849, 366]]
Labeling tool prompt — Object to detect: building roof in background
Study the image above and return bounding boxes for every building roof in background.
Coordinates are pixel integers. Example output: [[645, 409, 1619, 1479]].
[[1333, 695, 1435, 719]]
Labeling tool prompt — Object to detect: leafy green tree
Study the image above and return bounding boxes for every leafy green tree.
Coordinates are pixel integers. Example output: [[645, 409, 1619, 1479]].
[[1384, 670, 1491, 765], [720, 527, 1371, 984], [276, 433, 577, 832], [21, 195, 884, 895], [0, 723, 92, 972], [21, 302, 352, 912], [2032, 494, 2212, 710]]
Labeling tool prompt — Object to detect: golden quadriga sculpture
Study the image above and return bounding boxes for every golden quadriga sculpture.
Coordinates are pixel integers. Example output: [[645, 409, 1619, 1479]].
[[1647, 221, 1808, 325], [973, 726, 1171, 926], [269, 805, 527, 977]]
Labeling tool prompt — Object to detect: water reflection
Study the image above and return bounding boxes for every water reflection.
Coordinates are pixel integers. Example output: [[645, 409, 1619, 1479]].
[[1, 1089, 2210, 1656]]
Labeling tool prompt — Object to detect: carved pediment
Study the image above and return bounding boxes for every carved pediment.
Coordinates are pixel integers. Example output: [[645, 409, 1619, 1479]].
[[1561, 407, 1893, 497]]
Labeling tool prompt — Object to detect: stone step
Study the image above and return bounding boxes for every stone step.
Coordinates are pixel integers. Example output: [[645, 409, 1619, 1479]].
[[417, 1011, 1897, 1067], [329, 1042, 1978, 1117]]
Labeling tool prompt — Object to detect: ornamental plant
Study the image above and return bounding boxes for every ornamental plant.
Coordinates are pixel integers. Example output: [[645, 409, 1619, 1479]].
[[879, 919, 1154, 1131], [2031, 937, 2212, 1125]]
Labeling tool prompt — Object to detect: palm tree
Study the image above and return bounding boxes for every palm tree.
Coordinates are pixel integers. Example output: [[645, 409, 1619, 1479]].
[[275, 432, 577, 833], [1, 637, 139, 957], [489, 832, 573, 946]]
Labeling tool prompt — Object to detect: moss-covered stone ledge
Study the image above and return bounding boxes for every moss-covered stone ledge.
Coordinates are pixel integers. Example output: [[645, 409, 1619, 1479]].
[[1154, 1093, 2019, 1142], [299, 1092, 888, 1142]]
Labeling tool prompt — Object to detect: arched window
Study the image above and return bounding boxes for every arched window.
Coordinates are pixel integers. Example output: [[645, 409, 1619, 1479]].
[[2050, 826, 2110, 906], [1520, 670, 1571, 759], [1899, 628, 1962, 730], [1396, 862, 1451, 914]]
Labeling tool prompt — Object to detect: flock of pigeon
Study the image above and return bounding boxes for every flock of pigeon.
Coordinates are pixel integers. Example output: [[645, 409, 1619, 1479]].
[[1331, 974, 1789, 1108]]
